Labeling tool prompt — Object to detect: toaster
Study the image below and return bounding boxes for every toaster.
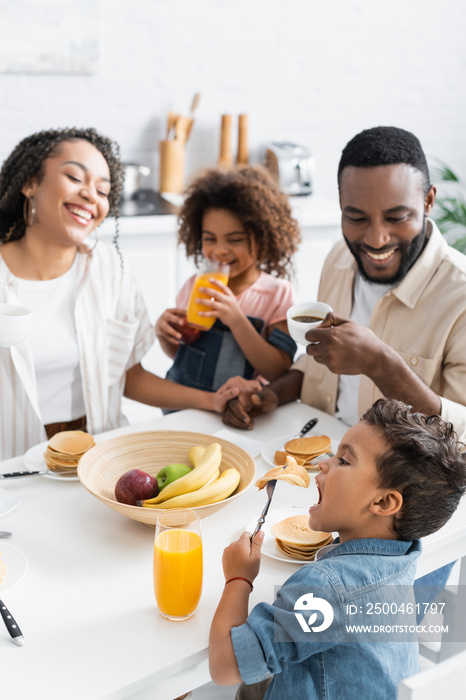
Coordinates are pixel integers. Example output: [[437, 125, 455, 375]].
[[265, 141, 314, 195]]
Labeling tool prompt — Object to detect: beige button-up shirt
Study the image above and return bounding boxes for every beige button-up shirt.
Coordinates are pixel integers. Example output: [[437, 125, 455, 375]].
[[293, 220, 466, 440]]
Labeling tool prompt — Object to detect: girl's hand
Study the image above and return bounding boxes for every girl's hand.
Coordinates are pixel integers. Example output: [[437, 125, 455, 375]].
[[222, 531, 264, 583], [197, 278, 244, 329], [155, 308, 190, 345]]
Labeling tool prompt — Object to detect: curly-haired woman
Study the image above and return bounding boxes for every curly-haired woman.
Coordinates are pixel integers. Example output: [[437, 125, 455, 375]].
[[156, 166, 301, 394], [0, 128, 239, 459]]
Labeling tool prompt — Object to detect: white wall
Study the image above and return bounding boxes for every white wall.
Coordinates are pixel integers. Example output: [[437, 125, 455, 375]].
[[1, 0, 465, 202]]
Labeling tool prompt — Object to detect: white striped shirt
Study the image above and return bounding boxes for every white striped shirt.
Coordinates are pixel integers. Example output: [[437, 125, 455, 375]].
[[0, 244, 155, 459]]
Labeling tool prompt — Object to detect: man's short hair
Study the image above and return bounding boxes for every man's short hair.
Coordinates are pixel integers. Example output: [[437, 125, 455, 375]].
[[338, 126, 431, 195], [362, 399, 466, 540]]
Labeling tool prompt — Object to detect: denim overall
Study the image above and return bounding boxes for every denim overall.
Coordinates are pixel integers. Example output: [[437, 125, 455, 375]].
[[165, 316, 296, 394]]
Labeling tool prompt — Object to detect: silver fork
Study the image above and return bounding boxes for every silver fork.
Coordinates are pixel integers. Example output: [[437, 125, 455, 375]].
[[250, 480, 277, 543], [308, 451, 334, 466]]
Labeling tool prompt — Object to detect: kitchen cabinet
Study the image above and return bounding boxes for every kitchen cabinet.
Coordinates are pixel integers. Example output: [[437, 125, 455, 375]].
[[99, 193, 341, 424]]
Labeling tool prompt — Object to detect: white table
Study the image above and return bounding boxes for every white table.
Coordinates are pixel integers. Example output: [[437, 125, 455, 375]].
[[1, 403, 465, 700]]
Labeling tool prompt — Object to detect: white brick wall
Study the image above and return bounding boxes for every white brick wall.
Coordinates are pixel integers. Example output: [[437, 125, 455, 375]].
[[0, 0, 465, 200]]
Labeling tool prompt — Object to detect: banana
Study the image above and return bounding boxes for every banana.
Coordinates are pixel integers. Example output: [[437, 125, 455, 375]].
[[142, 468, 241, 509], [202, 469, 220, 487], [142, 442, 222, 504], [188, 445, 206, 468]]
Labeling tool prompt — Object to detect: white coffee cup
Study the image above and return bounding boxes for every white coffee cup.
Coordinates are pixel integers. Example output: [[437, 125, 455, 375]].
[[287, 301, 333, 346], [0, 303, 32, 347]]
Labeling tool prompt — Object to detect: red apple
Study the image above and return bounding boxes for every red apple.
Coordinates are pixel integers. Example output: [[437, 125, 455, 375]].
[[115, 468, 159, 506]]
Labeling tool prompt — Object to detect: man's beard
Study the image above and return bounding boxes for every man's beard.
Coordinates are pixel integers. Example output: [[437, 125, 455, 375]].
[[343, 217, 428, 286]]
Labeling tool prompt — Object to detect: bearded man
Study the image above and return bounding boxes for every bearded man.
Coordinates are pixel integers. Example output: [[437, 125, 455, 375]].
[[223, 126, 466, 442]]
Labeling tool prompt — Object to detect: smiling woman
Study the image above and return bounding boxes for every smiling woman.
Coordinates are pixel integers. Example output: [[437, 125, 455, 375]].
[[0, 128, 241, 459]]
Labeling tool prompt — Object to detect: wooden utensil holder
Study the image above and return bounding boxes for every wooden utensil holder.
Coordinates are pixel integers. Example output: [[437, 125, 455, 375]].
[[218, 114, 233, 167], [159, 139, 185, 194]]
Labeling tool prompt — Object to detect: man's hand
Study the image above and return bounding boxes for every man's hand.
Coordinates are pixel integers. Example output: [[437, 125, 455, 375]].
[[305, 312, 385, 376], [222, 387, 279, 430], [222, 530, 264, 584]]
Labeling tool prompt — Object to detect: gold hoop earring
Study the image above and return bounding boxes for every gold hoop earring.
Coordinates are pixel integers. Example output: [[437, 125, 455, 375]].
[[89, 226, 99, 251], [23, 196, 36, 227]]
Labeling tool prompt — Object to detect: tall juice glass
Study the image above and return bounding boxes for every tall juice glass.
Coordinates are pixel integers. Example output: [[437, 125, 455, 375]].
[[186, 260, 229, 330], [153, 509, 203, 620]]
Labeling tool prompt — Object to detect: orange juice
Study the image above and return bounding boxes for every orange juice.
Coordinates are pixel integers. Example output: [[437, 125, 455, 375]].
[[153, 528, 203, 619], [186, 267, 229, 330]]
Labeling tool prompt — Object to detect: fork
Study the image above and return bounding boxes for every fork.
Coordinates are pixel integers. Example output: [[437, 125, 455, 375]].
[[250, 480, 277, 543], [308, 451, 334, 466]]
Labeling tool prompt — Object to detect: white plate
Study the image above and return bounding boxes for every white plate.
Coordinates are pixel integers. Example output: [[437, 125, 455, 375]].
[[0, 542, 28, 591], [23, 441, 80, 481], [247, 506, 327, 564], [0, 488, 19, 518], [213, 429, 263, 459], [261, 435, 339, 468]]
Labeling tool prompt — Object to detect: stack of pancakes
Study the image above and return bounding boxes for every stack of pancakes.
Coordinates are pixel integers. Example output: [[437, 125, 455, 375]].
[[270, 514, 332, 560], [44, 430, 95, 474], [274, 435, 331, 469]]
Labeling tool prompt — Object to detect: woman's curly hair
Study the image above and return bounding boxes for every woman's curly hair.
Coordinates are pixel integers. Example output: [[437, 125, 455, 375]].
[[0, 127, 123, 243], [178, 165, 301, 279]]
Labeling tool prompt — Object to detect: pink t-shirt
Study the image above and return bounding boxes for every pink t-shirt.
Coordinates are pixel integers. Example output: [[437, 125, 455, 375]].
[[176, 270, 295, 335]]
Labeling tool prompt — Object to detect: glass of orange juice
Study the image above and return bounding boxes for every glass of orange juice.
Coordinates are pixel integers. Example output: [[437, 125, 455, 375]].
[[186, 260, 229, 330], [153, 509, 203, 620]]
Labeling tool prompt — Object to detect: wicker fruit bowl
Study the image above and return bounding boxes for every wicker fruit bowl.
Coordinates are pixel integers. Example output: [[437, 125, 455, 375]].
[[77, 430, 256, 526]]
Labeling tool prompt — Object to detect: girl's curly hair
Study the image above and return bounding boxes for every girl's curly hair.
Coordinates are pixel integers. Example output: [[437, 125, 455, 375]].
[[0, 127, 123, 243], [178, 165, 301, 279]]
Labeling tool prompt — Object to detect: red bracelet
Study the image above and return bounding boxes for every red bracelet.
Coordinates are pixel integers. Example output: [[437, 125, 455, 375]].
[[225, 576, 254, 592]]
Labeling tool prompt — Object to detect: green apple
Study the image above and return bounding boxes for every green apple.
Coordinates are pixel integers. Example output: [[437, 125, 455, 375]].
[[157, 463, 192, 491]]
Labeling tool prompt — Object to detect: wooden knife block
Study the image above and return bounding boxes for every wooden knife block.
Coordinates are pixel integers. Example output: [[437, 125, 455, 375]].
[[159, 139, 185, 193]]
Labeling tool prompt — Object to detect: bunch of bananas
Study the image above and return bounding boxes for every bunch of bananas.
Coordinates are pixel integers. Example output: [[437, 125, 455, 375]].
[[141, 442, 240, 509]]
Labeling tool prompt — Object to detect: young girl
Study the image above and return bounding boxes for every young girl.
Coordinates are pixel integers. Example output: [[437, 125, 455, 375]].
[[156, 166, 301, 392]]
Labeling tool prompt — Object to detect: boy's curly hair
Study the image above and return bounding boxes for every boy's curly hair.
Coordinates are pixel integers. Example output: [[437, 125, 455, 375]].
[[0, 127, 123, 243], [177, 165, 301, 279], [363, 399, 466, 541]]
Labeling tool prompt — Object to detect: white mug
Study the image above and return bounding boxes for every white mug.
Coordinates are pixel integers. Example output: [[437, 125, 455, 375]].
[[287, 301, 333, 346], [0, 304, 32, 347]]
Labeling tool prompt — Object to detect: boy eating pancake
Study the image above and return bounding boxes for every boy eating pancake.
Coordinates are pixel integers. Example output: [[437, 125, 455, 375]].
[[209, 398, 466, 699]]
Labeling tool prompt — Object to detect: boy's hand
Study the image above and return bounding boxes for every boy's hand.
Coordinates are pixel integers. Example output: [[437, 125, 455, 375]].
[[222, 530, 264, 583]]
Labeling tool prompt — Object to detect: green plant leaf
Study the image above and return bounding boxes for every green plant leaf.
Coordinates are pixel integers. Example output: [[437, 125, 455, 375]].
[[451, 236, 466, 254]]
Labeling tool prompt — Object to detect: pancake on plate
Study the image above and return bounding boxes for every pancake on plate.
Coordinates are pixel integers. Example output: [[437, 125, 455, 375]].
[[270, 514, 332, 561], [44, 430, 95, 473], [256, 455, 310, 490], [274, 434, 332, 469]]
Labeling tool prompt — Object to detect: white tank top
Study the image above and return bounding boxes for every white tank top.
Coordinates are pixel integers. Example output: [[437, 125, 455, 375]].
[[335, 275, 394, 426], [15, 259, 86, 424]]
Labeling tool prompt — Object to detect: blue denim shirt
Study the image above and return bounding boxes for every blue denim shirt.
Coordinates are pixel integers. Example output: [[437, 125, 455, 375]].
[[231, 538, 421, 700]]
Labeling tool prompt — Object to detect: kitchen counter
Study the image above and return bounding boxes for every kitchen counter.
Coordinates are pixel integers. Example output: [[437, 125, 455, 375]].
[[99, 192, 341, 237]]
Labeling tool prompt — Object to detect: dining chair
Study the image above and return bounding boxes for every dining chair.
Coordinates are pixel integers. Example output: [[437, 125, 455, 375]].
[[398, 648, 466, 699]]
